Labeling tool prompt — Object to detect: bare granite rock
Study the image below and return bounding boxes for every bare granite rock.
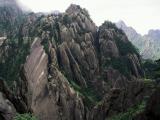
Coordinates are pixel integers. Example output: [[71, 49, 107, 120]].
[[0, 92, 16, 120]]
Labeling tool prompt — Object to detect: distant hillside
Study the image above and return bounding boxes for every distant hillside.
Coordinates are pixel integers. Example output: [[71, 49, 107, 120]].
[[116, 21, 160, 60]]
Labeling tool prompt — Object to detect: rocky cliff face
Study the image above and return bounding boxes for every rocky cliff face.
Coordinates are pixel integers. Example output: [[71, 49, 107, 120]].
[[0, 3, 156, 120], [0, 92, 16, 120], [20, 38, 85, 120], [116, 21, 160, 60]]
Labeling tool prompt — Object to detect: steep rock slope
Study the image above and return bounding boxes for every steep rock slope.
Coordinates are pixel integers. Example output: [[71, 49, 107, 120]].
[[0, 3, 155, 120], [20, 38, 85, 120], [89, 22, 150, 120], [0, 91, 16, 120]]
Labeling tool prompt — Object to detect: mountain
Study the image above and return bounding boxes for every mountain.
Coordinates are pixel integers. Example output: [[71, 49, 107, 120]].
[[0, 3, 159, 120], [116, 20, 160, 60]]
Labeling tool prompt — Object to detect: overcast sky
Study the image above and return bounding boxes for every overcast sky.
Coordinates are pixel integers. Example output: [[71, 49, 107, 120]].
[[18, 0, 160, 35]]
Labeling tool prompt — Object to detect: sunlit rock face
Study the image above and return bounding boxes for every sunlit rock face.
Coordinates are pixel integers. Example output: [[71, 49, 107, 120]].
[[20, 38, 85, 120]]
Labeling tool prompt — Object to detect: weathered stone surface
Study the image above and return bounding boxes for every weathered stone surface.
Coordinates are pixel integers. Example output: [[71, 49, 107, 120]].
[[0, 37, 6, 46], [20, 38, 86, 120], [66, 4, 81, 15], [58, 42, 87, 87], [145, 87, 160, 120], [0, 78, 27, 113], [50, 47, 59, 68], [0, 92, 16, 120], [21, 38, 50, 118], [58, 42, 72, 77], [100, 39, 119, 58], [99, 21, 144, 80], [66, 4, 97, 33], [49, 66, 85, 120], [60, 25, 72, 42], [91, 78, 150, 120], [127, 53, 143, 77]]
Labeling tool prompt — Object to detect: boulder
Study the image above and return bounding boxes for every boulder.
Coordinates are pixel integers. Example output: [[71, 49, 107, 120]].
[[100, 39, 119, 58], [0, 92, 16, 120]]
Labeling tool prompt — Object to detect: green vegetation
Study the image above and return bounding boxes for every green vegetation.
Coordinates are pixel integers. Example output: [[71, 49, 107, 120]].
[[63, 14, 72, 25], [0, 6, 29, 86], [69, 80, 100, 108], [143, 59, 160, 79], [100, 21, 119, 31], [143, 79, 155, 90], [61, 69, 101, 108], [0, 7, 13, 34], [108, 101, 146, 120], [114, 36, 139, 56], [14, 114, 37, 120], [42, 40, 49, 54], [0, 37, 30, 85], [103, 57, 131, 78], [100, 21, 141, 78], [100, 21, 139, 56], [82, 8, 90, 19], [153, 59, 160, 79]]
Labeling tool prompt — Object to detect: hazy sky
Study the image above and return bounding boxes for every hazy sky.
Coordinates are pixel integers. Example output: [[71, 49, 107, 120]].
[[18, 0, 160, 35]]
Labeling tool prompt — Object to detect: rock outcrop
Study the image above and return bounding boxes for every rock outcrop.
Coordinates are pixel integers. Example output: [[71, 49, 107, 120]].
[[0, 92, 16, 120], [0, 79, 17, 120], [21, 38, 49, 114], [91, 79, 149, 120], [20, 38, 86, 120]]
